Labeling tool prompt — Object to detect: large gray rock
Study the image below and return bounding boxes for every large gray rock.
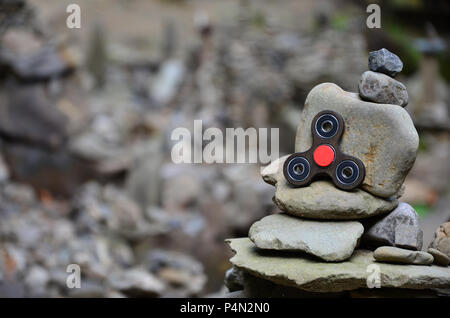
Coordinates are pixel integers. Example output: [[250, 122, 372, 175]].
[[374, 246, 434, 265], [249, 214, 363, 261], [261, 156, 398, 220], [368, 48, 403, 77], [429, 222, 450, 257], [295, 83, 418, 198], [227, 238, 450, 292], [394, 224, 422, 250], [358, 71, 409, 107], [363, 202, 423, 250]]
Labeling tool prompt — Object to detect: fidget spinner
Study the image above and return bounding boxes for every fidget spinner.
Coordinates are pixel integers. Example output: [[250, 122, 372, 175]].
[[283, 110, 365, 190]]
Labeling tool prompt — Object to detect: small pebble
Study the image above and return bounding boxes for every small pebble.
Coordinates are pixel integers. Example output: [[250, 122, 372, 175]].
[[429, 222, 450, 257], [428, 248, 450, 267], [359, 71, 408, 107], [374, 246, 434, 265], [369, 48, 403, 77]]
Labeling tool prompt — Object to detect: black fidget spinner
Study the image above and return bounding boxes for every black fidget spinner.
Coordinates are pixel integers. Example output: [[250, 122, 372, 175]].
[[283, 110, 365, 190]]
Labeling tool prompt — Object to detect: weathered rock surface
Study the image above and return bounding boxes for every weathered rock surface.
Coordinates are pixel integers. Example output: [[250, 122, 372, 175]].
[[363, 202, 423, 250], [429, 222, 450, 257], [359, 71, 408, 107], [226, 269, 347, 298], [225, 270, 444, 298], [249, 213, 363, 261], [374, 246, 434, 265], [368, 48, 403, 77], [394, 224, 422, 250], [262, 157, 398, 220], [428, 248, 450, 267], [224, 266, 245, 292], [295, 83, 418, 198], [227, 238, 450, 292]]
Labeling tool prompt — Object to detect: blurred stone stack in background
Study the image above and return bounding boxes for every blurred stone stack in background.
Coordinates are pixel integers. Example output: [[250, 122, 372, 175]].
[[0, 0, 449, 297], [225, 50, 450, 297], [0, 0, 373, 297]]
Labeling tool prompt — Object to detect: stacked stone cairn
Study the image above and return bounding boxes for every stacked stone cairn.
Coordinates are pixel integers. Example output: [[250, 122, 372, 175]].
[[225, 49, 450, 297]]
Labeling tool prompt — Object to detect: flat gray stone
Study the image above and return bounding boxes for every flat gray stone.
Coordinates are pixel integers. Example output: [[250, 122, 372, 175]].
[[428, 248, 450, 267], [249, 214, 363, 261], [363, 202, 423, 250], [262, 156, 398, 220], [295, 83, 418, 198], [359, 71, 408, 107], [230, 270, 345, 298], [374, 246, 434, 265], [228, 270, 443, 298], [227, 238, 450, 293], [368, 48, 403, 77]]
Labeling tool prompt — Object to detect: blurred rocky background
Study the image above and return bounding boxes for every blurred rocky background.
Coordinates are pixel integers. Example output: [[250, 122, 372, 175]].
[[0, 0, 449, 297]]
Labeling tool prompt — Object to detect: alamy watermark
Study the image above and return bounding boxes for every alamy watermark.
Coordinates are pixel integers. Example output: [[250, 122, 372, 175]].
[[66, 264, 81, 289], [171, 120, 279, 164], [64, 4, 380, 32], [366, 4, 381, 29], [66, 4, 81, 29]]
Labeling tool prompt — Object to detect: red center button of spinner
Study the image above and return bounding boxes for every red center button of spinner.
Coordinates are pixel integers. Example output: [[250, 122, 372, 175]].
[[313, 145, 335, 167]]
